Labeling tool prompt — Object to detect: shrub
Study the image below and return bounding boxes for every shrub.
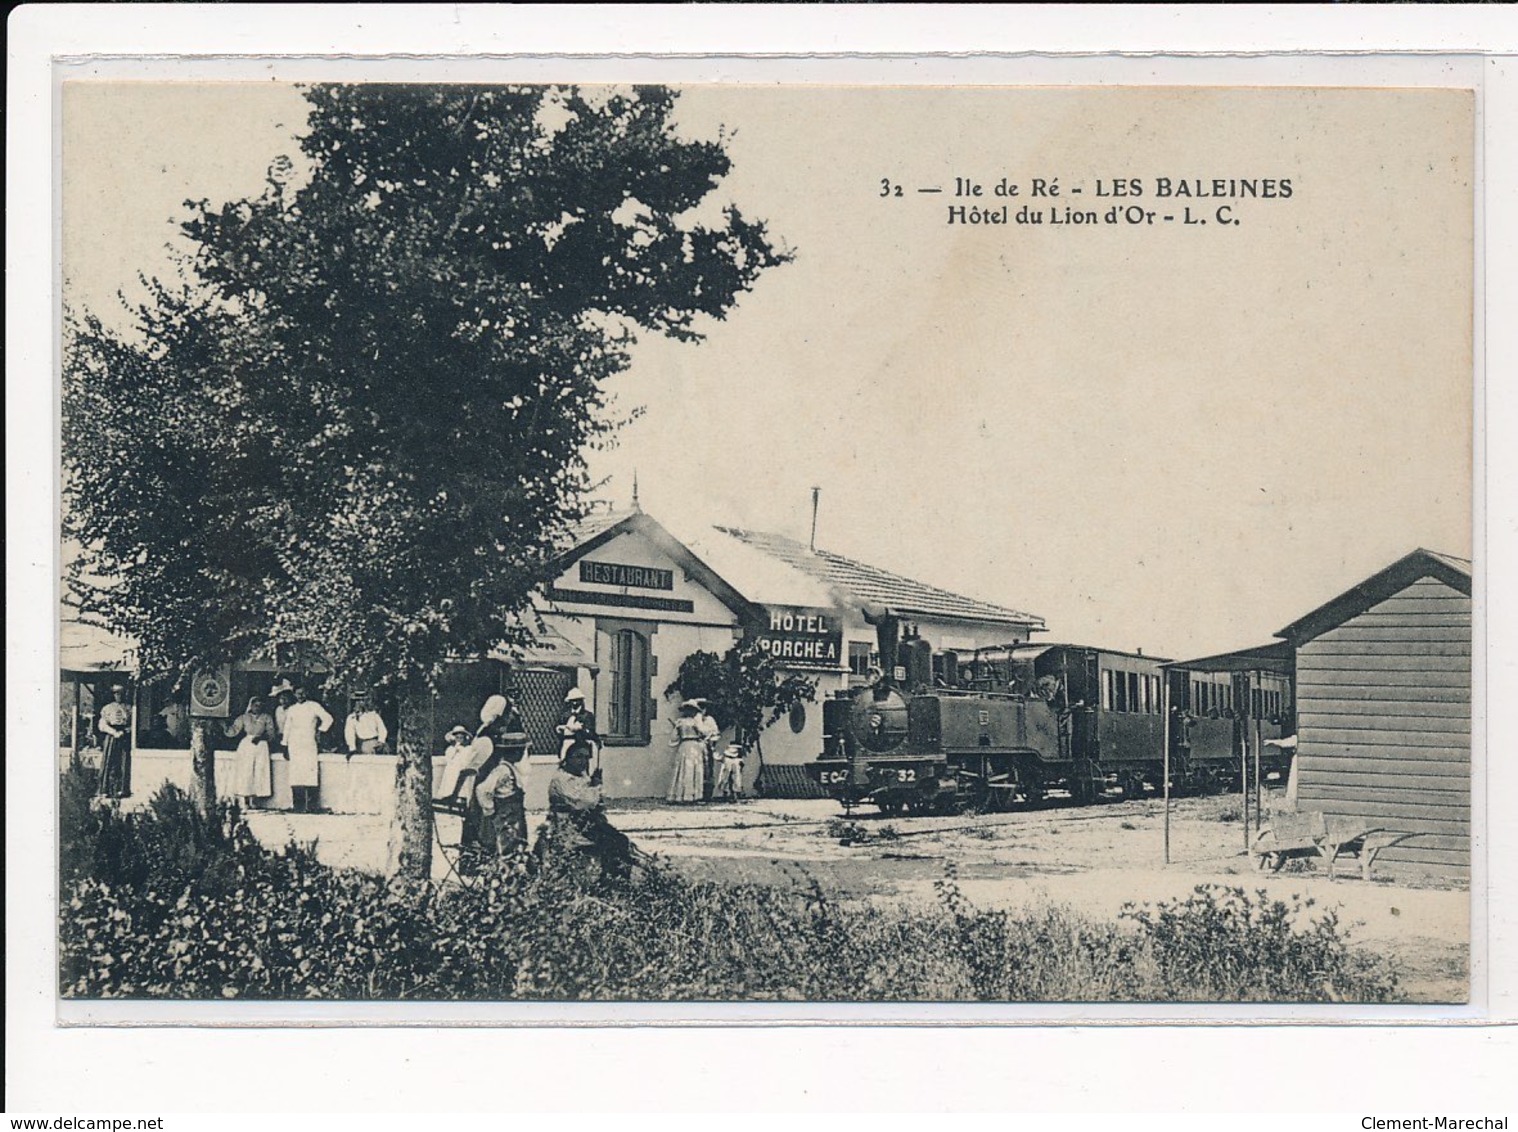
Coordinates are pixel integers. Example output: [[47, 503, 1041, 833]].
[[57, 777, 1402, 1003], [1121, 885, 1399, 1002]]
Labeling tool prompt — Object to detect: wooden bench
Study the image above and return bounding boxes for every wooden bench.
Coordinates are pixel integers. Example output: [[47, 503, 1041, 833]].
[[1252, 811, 1419, 881]]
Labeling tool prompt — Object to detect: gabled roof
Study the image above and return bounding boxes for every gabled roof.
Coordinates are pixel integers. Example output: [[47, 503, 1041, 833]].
[[1276, 548, 1472, 646], [1163, 641, 1294, 675], [558, 508, 632, 551], [550, 509, 765, 625], [714, 527, 1045, 630]]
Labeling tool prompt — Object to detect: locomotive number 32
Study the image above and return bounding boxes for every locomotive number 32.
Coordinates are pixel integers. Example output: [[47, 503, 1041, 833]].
[[895, 768, 917, 782]]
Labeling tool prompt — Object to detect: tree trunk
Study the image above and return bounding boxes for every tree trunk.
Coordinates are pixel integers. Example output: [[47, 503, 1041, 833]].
[[190, 717, 217, 814], [394, 684, 434, 880]]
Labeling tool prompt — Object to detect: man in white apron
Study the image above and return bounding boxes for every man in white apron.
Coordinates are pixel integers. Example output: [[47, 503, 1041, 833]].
[[283, 685, 333, 813]]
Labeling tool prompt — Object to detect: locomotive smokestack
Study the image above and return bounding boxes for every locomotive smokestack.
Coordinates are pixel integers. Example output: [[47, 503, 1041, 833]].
[[809, 486, 821, 551], [862, 602, 901, 688]]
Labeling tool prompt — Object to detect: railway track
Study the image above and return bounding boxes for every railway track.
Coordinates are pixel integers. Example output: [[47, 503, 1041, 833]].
[[619, 794, 1207, 842]]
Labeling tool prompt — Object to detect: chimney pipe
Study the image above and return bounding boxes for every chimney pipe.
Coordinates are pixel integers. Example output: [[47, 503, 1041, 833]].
[[809, 486, 821, 551]]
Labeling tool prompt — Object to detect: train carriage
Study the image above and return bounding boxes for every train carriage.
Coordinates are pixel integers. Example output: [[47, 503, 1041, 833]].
[[808, 609, 1298, 815]]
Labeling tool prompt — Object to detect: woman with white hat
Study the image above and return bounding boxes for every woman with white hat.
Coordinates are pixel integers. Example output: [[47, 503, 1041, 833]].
[[666, 700, 706, 804]]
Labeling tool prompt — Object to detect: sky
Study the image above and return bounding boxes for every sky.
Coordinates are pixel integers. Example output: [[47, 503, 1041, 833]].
[[61, 82, 1474, 660]]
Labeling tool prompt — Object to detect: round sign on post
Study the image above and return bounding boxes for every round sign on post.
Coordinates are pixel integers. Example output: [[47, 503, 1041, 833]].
[[190, 665, 232, 717]]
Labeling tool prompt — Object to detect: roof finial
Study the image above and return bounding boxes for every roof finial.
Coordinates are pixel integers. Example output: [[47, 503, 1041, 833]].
[[632, 469, 642, 512]]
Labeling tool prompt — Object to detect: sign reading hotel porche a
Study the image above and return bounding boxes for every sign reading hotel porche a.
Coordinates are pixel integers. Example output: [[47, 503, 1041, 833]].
[[579, 560, 674, 591], [754, 606, 845, 670]]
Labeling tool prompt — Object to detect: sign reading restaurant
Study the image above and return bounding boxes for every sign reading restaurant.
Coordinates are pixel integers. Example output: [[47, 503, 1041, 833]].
[[753, 606, 845, 670], [579, 560, 674, 591]]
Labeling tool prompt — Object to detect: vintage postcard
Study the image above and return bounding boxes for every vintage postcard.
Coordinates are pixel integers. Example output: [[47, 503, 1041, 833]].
[[47, 66, 1478, 1029]]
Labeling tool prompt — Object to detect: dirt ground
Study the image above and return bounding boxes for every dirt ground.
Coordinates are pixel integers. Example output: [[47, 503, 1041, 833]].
[[241, 789, 1470, 1004]]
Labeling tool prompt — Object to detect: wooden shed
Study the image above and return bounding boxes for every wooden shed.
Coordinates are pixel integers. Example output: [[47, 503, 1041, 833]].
[[1276, 548, 1472, 877]]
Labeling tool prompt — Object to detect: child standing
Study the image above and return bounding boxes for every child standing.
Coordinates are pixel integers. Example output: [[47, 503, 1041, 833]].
[[713, 744, 745, 803]]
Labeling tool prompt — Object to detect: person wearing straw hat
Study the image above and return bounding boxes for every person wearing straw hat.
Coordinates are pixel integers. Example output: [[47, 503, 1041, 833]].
[[96, 683, 132, 799], [713, 743, 746, 803], [344, 689, 389, 755], [665, 699, 706, 804], [556, 687, 598, 765], [435, 724, 477, 803], [269, 679, 296, 753], [475, 737, 529, 858]]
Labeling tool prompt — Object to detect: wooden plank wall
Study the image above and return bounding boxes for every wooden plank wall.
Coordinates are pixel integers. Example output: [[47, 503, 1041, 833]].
[[1296, 576, 1471, 876]]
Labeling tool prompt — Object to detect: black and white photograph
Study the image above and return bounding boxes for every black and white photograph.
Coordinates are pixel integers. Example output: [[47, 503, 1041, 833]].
[[46, 70, 1481, 1016], [14, 0, 1518, 1118]]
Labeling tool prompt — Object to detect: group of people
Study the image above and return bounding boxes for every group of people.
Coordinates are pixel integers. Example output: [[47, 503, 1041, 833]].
[[223, 680, 338, 813], [92, 677, 390, 812], [224, 682, 389, 813], [667, 698, 744, 804], [435, 686, 637, 882]]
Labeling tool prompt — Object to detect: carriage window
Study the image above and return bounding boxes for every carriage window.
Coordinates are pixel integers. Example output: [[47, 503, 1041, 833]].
[[1102, 670, 1114, 711], [1125, 672, 1139, 714]]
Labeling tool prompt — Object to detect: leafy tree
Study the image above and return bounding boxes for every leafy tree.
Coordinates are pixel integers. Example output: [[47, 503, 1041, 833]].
[[63, 84, 790, 875], [664, 644, 817, 773]]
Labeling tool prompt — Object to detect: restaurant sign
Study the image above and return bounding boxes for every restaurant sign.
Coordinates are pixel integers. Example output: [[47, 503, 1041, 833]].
[[579, 559, 674, 591], [753, 606, 845, 670]]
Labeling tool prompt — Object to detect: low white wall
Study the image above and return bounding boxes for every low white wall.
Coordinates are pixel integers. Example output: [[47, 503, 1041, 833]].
[[67, 748, 587, 814], [122, 749, 409, 814]]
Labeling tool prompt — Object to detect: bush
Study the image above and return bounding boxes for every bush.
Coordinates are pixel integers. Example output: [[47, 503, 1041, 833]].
[[57, 774, 1400, 1003], [59, 759, 271, 897], [1121, 885, 1398, 1002]]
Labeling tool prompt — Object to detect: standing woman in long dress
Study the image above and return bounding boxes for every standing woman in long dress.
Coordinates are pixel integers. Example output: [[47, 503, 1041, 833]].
[[96, 684, 132, 799], [224, 695, 277, 809], [666, 700, 706, 804]]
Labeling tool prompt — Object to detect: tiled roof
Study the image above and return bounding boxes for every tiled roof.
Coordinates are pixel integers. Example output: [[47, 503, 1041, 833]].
[[558, 508, 637, 550], [714, 527, 1044, 629]]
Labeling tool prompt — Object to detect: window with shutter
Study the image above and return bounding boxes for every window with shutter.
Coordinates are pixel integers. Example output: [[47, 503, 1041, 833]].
[[606, 626, 652, 743]]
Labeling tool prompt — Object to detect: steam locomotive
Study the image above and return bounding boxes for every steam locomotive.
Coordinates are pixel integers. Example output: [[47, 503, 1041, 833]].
[[807, 607, 1293, 815]]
